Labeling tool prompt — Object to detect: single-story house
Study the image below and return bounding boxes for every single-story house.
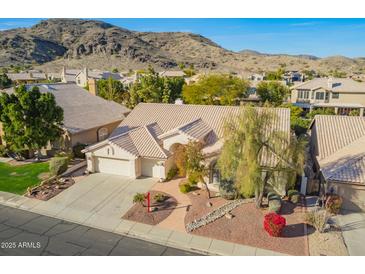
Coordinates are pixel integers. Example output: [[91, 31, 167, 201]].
[[1, 83, 130, 155], [83, 103, 290, 188], [159, 71, 186, 78], [7, 72, 47, 84], [309, 115, 365, 211]]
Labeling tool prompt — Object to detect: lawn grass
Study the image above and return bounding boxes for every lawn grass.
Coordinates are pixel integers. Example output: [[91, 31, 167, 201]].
[[0, 162, 50, 195]]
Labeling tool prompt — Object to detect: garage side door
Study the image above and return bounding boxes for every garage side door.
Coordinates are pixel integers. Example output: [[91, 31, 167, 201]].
[[95, 157, 132, 176]]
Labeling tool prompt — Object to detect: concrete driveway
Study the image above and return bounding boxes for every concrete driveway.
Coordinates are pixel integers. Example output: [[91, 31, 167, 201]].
[[31, 173, 157, 231], [335, 211, 365, 256]]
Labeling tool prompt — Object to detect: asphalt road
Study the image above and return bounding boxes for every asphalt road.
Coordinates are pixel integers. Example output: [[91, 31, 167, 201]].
[[0, 205, 199, 256]]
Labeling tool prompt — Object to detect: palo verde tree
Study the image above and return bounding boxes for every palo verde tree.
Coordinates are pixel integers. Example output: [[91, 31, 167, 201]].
[[0, 85, 64, 158], [218, 106, 305, 208], [97, 77, 128, 104]]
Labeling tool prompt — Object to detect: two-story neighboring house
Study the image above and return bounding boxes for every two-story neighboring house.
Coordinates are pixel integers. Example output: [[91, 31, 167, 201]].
[[75, 68, 123, 87], [291, 77, 365, 116]]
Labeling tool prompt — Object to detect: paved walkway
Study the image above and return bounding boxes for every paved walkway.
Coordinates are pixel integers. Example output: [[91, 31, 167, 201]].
[[0, 174, 288, 256], [152, 179, 191, 232], [0, 205, 199, 256], [335, 211, 365, 256], [0, 157, 11, 163]]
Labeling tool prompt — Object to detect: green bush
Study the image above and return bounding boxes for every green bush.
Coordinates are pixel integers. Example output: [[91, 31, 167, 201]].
[[179, 182, 192, 194], [288, 189, 301, 203], [269, 198, 282, 213], [188, 172, 199, 185], [154, 193, 167, 203], [49, 157, 69, 176], [133, 193, 146, 205], [73, 143, 87, 159], [166, 166, 178, 181], [219, 179, 237, 200], [0, 145, 8, 157]]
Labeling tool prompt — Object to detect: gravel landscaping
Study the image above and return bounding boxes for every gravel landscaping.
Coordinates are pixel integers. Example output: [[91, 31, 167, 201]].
[[185, 189, 309, 255], [122, 191, 178, 226]]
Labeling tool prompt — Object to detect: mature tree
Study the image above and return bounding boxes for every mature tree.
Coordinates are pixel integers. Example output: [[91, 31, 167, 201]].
[[218, 106, 305, 208], [305, 108, 335, 120], [97, 77, 128, 104], [0, 73, 12, 89], [256, 81, 289, 106], [0, 85, 64, 158], [182, 74, 249, 105], [265, 68, 285, 80], [128, 67, 185, 107], [281, 103, 311, 136]]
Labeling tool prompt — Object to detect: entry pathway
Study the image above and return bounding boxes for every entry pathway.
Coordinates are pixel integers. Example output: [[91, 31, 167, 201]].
[[0, 173, 288, 256], [335, 211, 365, 256], [0, 205, 199, 256]]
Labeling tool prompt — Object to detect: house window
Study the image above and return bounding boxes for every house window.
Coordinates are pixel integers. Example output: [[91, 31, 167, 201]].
[[98, 127, 109, 141], [298, 89, 309, 99], [332, 92, 339, 99], [315, 92, 325, 100]]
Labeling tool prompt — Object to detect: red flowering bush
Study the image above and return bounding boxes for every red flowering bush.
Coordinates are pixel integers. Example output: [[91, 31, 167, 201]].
[[263, 212, 286, 237]]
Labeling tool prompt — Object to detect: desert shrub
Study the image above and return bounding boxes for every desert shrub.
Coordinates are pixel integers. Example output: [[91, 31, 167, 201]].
[[325, 194, 343, 215], [154, 193, 167, 203], [305, 209, 329, 233], [288, 189, 301, 203], [0, 145, 8, 157], [269, 199, 282, 213], [263, 212, 286, 237], [219, 179, 237, 200], [188, 172, 200, 185], [49, 157, 69, 176], [179, 182, 192, 194], [133, 193, 146, 205], [73, 143, 87, 159], [55, 151, 73, 160], [166, 166, 178, 181]]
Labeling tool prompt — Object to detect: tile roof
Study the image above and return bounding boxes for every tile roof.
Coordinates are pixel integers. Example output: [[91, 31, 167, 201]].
[[311, 115, 365, 184], [3, 83, 130, 134], [106, 103, 290, 166], [293, 77, 365, 93], [7, 73, 47, 81]]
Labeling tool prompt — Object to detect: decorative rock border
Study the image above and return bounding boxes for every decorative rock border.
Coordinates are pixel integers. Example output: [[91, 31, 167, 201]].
[[186, 198, 255, 232]]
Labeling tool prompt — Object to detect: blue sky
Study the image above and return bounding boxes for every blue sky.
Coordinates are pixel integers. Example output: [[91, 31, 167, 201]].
[[1, 18, 365, 57]]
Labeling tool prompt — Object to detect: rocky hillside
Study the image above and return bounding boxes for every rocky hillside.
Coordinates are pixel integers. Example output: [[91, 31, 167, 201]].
[[1, 18, 365, 74]]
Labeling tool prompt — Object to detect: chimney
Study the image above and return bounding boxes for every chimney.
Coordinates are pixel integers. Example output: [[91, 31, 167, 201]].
[[84, 67, 89, 79], [88, 78, 98, 96], [29, 72, 33, 79], [327, 77, 333, 89]]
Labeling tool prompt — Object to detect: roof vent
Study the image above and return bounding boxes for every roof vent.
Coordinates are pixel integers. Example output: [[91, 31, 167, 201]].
[[175, 98, 183, 105]]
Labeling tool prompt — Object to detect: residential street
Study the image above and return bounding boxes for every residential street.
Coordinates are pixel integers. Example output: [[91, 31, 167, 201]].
[[0, 205, 199, 256]]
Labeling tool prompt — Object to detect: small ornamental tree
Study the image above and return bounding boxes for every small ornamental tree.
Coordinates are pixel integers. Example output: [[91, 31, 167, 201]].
[[263, 212, 286, 237], [0, 73, 12, 89]]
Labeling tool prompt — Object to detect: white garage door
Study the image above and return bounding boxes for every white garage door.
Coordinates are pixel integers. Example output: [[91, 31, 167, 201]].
[[95, 157, 132, 176]]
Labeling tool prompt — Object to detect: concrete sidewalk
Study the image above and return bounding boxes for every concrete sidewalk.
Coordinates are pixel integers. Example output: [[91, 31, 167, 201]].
[[334, 211, 365, 256]]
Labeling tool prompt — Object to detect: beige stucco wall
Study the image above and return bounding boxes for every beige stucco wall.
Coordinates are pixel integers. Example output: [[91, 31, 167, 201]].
[[75, 72, 88, 87], [327, 181, 365, 212], [70, 120, 122, 147], [291, 88, 365, 107], [162, 133, 192, 151]]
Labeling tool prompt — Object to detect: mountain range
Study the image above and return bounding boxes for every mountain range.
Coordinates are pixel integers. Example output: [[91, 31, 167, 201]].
[[1, 18, 364, 74]]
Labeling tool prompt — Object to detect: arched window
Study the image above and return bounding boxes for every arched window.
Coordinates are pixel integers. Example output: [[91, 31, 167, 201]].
[[98, 127, 109, 141]]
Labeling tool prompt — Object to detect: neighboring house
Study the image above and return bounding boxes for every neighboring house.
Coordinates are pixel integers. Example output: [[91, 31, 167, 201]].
[[60, 67, 82, 83], [291, 77, 365, 116], [7, 72, 47, 84], [248, 73, 265, 81], [159, 71, 185, 78], [83, 103, 290, 187], [245, 80, 288, 104], [309, 115, 365, 211], [75, 68, 123, 87], [283, 71, 304, 84], [0, 83, 130, 155]]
